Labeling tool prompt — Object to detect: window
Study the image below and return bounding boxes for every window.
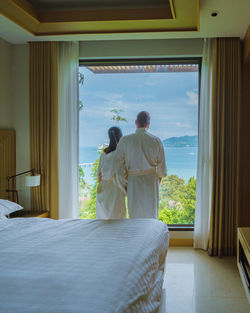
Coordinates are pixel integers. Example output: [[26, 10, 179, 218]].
[[79, 60, 200, 225]]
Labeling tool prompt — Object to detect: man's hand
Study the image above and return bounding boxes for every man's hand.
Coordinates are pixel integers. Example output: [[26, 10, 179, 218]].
[[159, 177, 162, 183]]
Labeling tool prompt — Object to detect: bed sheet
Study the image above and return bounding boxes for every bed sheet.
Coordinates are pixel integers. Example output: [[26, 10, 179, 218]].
[[0, 218, 169, 313]]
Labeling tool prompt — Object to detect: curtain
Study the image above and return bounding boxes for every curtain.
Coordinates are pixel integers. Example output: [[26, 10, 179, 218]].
[[194, 39, 214, 250], [58, 42, 79, 219], [29, 42, 59, 219], [208, 38, 241, 256]]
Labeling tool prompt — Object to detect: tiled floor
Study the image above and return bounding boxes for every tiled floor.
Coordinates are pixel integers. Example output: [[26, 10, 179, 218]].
[[159, 247, 249, 313]]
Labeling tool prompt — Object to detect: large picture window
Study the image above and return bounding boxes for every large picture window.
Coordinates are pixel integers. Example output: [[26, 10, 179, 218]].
[[78, 60, 200, 225]]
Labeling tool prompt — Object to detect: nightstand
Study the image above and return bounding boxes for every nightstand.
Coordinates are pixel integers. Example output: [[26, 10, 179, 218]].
[[237, 227, 250, 304], [9, 210, 49, 218]]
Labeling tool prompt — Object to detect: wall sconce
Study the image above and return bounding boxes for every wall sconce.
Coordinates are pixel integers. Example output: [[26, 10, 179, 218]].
[[6, 168, 40, 203]]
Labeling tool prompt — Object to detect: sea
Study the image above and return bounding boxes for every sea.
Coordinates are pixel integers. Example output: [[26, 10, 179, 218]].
[[79, 146, 198, 186]]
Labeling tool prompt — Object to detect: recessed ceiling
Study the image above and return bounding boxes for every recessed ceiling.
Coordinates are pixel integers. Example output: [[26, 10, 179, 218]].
[[29, 0, 169, 11], [0, 0, 200, 36], [0, 0, 249, 44]]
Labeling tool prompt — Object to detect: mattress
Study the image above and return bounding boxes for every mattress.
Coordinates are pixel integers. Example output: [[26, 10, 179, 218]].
[[0, 218, 169, 313]]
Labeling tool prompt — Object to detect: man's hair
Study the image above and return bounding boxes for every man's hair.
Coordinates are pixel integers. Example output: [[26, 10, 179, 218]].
[[136, 111, 150, 128]]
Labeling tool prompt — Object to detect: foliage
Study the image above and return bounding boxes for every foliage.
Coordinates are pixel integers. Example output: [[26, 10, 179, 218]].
[[79, 99, 84, 111], [79, 157, 100, 219], [110, 109, 127, 126], [78, 72, 84, 86], [78, 72, 84, 111], [159, 175, 196, 224], [79, 162, 196, 224], [78, 165, 90, 197]]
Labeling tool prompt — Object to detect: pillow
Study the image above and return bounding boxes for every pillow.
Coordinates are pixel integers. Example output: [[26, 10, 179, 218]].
[[0, 199, 23, 217]]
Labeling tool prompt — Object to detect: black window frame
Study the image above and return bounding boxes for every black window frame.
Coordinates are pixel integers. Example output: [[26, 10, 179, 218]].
[[79, 57, 201, 231]]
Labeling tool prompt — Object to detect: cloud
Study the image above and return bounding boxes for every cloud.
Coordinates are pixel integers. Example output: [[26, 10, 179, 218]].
[[186, 91, 198, 106], [80, 108, 113, 118], [176, 122, 193, 129]]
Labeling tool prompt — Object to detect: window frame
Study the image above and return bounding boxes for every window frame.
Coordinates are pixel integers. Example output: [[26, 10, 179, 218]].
[[79, 57, 201, 231]]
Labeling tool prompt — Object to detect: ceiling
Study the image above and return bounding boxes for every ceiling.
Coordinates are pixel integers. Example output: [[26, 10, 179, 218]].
[[0, 0, 197, 37], [28, 0, 169, 11], [0, 0, 249, 44]]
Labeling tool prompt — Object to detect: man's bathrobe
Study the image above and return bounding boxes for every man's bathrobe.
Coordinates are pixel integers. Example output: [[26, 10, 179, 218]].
[[114, 128, 167, 218]]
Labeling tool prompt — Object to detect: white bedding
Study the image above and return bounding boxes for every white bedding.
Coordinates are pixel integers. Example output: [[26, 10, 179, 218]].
[[0, 218, 169, 313]]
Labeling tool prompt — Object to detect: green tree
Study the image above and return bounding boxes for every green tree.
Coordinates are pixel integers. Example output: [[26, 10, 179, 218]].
[[79, 165, 86, 190], [158, 175, 196, 225], [78, 72, 84, 111], [79, 156, 100, 219], [110, 109, 127, 125], [79, 162, 197, 224]]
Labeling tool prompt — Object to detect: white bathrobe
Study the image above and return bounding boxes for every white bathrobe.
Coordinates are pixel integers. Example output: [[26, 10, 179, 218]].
[[114, 128, 167, 218], [96, 151, 127, 219]]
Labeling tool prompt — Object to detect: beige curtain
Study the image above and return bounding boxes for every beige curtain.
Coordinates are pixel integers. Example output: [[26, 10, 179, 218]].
[[29, 42, 59, 219], [208, 38, 241, 256]]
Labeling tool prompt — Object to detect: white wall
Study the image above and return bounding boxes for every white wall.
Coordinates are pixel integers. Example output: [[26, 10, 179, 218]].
[[79, 38, 203, 59], [11, 44, 30, 209], [0, 38, 12, 128], [0, 39, 30, 209]]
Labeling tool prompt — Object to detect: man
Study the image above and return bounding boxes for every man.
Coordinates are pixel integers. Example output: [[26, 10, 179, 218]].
[[114, 111, 167, 218]]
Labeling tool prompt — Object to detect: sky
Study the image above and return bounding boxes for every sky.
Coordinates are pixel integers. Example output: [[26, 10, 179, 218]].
[[79, 66, 199, 148]]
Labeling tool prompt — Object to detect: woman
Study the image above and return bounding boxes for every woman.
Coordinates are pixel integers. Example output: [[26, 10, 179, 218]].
[[96, 127, 127, 219]]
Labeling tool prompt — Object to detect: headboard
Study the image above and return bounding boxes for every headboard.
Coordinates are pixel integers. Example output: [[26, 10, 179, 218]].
[[0, 130, 16, 200]]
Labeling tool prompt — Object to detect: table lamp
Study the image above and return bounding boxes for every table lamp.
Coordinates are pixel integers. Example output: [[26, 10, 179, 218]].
[[6, 169, 40, 203]]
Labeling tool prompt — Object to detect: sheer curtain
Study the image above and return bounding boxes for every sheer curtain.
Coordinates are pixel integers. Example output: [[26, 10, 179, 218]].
[[194, 39, 214, 250], [58, 42, 79, 219]]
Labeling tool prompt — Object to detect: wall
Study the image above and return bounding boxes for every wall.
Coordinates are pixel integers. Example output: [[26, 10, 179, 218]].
[[79, 38, 203, 59], [11, 44, 30, 210], [0, 39, 30, 209], [0, 38, 12, 128]]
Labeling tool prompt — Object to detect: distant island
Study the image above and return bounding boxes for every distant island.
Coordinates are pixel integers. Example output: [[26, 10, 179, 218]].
[[163, 135, 198, 147]]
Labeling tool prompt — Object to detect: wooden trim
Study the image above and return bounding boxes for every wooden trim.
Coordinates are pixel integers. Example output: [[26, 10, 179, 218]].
[[169, 238, 194, 246], [0, 9, 35, 35], [39, 7, 173, 23], [10, 0, 39, 21], [36, 27, 198, 37], [38, 211, 49, 218], [169, 0, 176, 19], [237, 228, 250, 303], [196, 0, 200, 32], [244, 25, 250, 64]]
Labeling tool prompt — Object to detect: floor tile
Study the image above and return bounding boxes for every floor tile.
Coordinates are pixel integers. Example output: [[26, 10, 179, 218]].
[[162, 247, 249, 313], [193, 296, 250, 313]]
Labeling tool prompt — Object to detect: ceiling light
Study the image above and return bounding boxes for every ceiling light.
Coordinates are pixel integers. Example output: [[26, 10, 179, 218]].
[[211, 11, 219, 17]]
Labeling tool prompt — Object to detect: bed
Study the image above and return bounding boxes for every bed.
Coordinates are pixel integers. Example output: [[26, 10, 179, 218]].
[[0, 218, 169, 313]]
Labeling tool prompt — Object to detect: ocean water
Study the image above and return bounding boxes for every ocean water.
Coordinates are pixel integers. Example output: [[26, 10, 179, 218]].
[[79, 146, 198, 186]]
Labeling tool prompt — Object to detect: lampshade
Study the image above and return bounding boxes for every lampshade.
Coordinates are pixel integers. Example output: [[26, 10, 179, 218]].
[[25, 175, 40, 187]]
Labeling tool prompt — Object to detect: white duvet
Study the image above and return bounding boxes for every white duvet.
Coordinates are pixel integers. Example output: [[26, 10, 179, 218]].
[[0, 218, 169, 313]]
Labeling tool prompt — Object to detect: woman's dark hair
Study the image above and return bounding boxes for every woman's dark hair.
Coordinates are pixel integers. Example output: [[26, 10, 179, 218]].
[[104, 127, 123, 154]]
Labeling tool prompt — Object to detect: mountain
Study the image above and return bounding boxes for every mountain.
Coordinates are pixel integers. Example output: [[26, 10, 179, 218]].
[[163, 135, 198, 147]]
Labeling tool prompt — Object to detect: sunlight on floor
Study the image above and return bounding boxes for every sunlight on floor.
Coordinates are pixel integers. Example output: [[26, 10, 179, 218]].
[[159, 247, 249, 313]]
